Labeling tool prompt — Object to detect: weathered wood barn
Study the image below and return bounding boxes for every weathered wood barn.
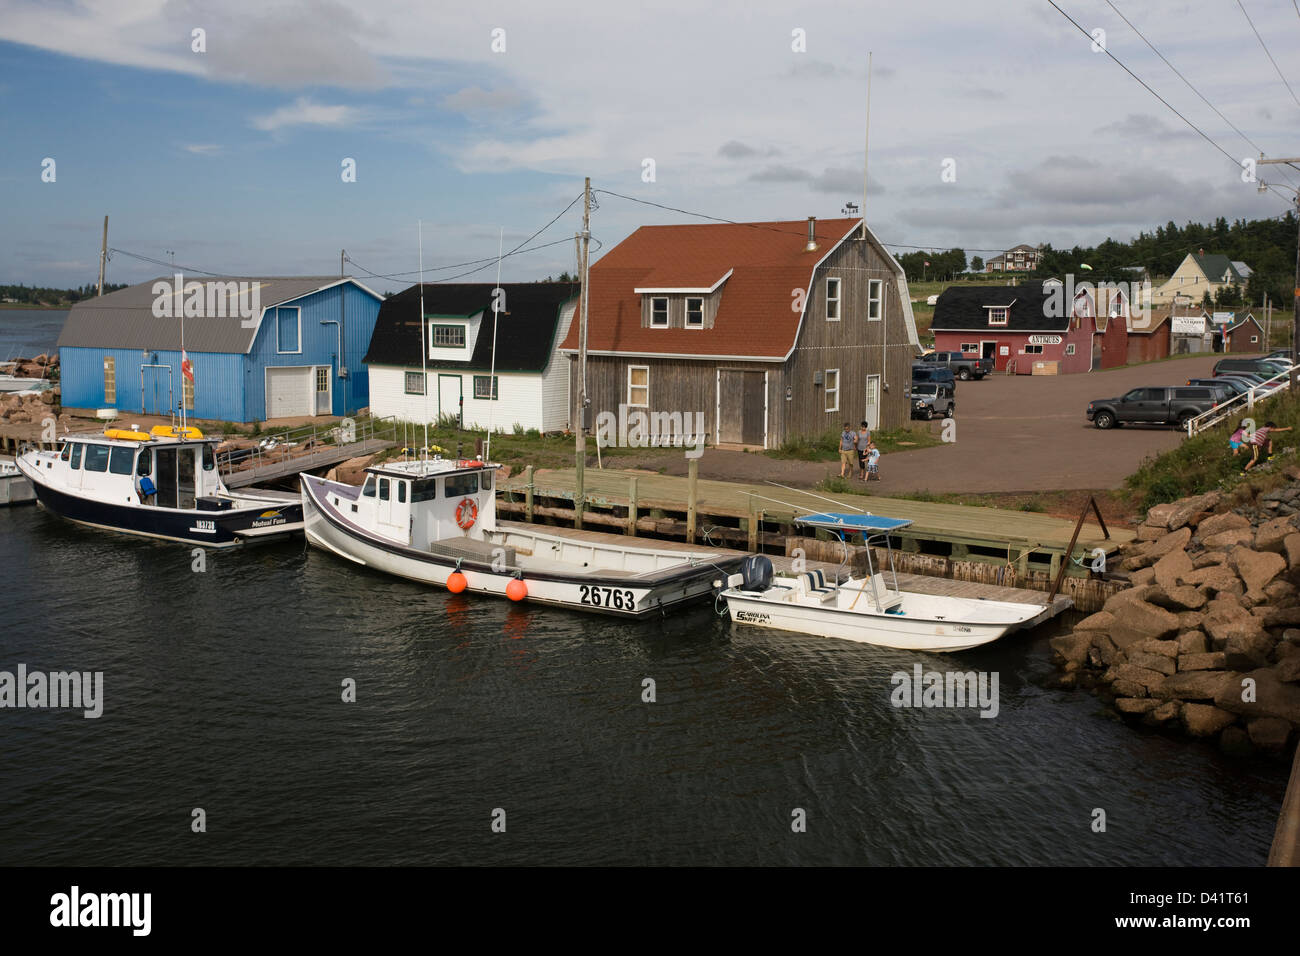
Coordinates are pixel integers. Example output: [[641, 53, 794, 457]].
[[558, 217, 920, 448], [364, 282, 578, 432]]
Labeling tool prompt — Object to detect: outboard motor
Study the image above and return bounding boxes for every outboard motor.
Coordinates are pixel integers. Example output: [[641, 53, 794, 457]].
[[741, 555, 773, 592]]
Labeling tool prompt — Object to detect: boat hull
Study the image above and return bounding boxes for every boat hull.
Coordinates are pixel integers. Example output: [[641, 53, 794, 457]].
[[722, 591, 1033, 652], [19, 467, 302, 547], [302, 475, 735, 618]]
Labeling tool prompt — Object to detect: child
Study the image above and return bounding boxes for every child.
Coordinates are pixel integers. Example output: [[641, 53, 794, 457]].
[[1229, 422, 1247, 456], [866, 441, 881, 481]]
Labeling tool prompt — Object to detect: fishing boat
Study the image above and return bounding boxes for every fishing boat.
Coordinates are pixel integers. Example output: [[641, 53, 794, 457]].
[[15, 425, 303, 545], [0, 458, 35, 506], [0, 374, 51, 393], [301, 458, 741, 617], [719, 512, 1046, 651]]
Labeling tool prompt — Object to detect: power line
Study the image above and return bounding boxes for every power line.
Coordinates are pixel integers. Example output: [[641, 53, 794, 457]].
[[345, 235, 576, 283], [1105, 0, 1296, 188], [1236, 0, 1300, 110]]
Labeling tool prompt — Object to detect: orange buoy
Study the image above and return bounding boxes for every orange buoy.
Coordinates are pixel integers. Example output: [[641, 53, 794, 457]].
[[505, 578, 527, 602], [446, 570, 468, 594]]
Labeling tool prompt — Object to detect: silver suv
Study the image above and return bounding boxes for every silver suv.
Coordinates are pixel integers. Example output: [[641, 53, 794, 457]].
[[911, 382, 955, 420]]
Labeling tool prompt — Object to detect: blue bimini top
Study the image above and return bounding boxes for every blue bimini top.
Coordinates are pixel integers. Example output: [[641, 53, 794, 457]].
[[794, 512, 912, 533]]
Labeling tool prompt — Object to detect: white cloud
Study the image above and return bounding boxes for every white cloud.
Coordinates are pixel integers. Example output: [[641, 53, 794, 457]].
[[440, 86, 526, 114], [251, 97, 358, 132], [182, 144, 221, 155]]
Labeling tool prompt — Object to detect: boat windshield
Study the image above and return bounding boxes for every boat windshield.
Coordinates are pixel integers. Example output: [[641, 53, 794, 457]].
[[411, 478, 438, 502], [361, 476, 376, 498], [445, 473, 478, 497]]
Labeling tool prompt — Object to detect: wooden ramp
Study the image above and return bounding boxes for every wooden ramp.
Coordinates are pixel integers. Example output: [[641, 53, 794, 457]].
[[221, 438, 393, 488], [500, 467, 1130, 579]]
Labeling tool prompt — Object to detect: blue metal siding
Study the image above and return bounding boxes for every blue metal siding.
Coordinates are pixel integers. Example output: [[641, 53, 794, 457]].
[[245, 281, 381, 419], [59, 346, 246, 421]]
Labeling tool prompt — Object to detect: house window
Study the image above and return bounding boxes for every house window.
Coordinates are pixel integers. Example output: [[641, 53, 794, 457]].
[[1251, 335, 1259, 343], [182, 376, 194, 410], [960, 343, 979, 353], [650, 298, 669, 328], [1065, 344, 1076, 355], [826, 278, 841, 321], [825, 369, 839, 412], [473, 375, 499, 400], [276, 307, 301, 353], [628, 366, 649, 406], [431, 324, 465, 348], [404, 371, 426, 395], [987, 307, 1008, 326], [1024, 344, 1044, 354], [867, 279, 883, 321], [316, 367, 329, 393], [103, 356, 116, 404], [685, 297, 704, 328]]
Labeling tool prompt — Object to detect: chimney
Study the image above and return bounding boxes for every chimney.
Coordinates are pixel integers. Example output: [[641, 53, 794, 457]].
[[804, 216, 818, 252]]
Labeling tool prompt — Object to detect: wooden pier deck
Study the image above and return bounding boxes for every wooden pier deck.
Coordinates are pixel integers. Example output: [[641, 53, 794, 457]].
[[499, 467, 1131, 581], [221, 438, 393, 488], [499, 519, 1075, 630]]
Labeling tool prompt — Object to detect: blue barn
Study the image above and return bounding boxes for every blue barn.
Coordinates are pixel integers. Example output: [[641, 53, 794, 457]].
[[58, 276, 383, 423]]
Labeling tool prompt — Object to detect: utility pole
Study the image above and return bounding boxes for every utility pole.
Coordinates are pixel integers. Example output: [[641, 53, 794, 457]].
[[575, 177, 591, 529], [97, 215, 108, 297], [1258, 157, 1300, 366]]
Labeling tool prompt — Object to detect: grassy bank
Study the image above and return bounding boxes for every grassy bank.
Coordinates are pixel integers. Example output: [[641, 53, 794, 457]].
[[766, 425, 944, 461], [1125, 388, 1300, 511]]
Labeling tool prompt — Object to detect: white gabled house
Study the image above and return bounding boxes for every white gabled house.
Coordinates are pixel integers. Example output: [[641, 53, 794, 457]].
[[364, 282, 579, 433]]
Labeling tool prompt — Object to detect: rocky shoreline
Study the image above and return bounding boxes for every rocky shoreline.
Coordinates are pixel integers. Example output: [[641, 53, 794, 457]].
[[1050, 476, 1300, 755]]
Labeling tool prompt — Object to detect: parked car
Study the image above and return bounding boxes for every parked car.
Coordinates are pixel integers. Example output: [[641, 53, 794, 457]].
[[1087, 386, 1221, 429], [910, 382, 955, 420], [1214, 357, 1289, 379], [917, 350, 994, 380], [912, 364, 956, 389], [1184, 378, 1244, 401], [1267, 349, 1294, 362]]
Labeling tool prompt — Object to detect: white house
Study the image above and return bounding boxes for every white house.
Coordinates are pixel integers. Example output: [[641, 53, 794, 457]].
[[363, 282, 578, 433]]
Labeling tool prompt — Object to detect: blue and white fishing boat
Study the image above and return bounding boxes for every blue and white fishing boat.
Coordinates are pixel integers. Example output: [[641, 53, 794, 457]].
[[719, 512, 1045, 651]]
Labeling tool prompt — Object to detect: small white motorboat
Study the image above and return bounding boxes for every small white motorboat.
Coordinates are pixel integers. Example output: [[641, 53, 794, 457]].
[[301, 456, 743, 617], [719, 512, 1046, 651], [0, 459, 36, 506]]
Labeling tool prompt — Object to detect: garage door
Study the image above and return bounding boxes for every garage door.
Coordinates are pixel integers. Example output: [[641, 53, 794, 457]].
[[266, 366, 313, 418]]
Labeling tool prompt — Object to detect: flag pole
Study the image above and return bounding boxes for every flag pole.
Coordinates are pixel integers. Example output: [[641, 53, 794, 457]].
[[418, 221, 429, 463]]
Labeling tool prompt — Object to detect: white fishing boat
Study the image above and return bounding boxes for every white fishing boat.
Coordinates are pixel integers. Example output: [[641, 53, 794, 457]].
[[301, 458, 742, 617], [15, 425, 303, 545], [0, 458, 36, 506], [719, 512, 1046, 651], [0, 374, 51, 393]]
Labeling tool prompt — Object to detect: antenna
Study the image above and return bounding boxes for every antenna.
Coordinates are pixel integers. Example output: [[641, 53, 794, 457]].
[[485, 226, 504, 462], [418, 220, 429, 463]]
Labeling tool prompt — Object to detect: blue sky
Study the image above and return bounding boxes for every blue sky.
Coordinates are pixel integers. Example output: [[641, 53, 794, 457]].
[[1, 0, 1298, 292]]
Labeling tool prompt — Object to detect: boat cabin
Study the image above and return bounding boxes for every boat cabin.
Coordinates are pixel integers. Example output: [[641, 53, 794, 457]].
[[40, 427, 223, 509], [325, 458, 500, 549]]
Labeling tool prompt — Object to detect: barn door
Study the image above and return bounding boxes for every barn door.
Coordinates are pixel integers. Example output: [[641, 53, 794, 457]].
[[741, 372, 765, 445], [717, 370, 744, 444]]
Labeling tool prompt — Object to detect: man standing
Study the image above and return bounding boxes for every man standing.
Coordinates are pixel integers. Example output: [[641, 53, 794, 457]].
[[839, 423, 856, 478], [856, 421, 872, 480]]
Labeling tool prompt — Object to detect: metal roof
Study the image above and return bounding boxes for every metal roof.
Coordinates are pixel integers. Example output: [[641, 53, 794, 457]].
[[57, 276, 378, 354]]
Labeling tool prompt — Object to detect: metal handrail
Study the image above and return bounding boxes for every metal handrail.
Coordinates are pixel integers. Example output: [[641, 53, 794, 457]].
[[1185, 368, 1293, 436], [216, 415, 398, 477]]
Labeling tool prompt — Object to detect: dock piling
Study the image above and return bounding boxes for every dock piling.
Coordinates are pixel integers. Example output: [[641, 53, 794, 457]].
[[627, 476, 638, 536], [686, 458, 698, 544], [524, 465, 534, 523]]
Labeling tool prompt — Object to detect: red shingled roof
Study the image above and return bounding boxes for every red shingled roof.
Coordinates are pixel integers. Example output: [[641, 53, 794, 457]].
[[558, 218, 863, 359]]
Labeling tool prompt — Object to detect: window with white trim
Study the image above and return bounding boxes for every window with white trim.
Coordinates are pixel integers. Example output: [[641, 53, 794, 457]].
[[826, 278, 841, 321], [628, 365, 649, 406], [960, 343, 979, 353], [1024, 344, 1044, 354], [1250, 335, 1259, 343], [650, 298, 669, 328], [825, 369, 839, 412], [685, 297, 704, 328], [987, 307, 1008, 326], [867, 279, 883, 321], [404, 371, 425, 395], [1065, 343, 1076, 355]]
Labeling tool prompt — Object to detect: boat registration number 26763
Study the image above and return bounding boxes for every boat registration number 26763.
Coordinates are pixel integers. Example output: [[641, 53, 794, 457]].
[[579, 585, 636, 610]]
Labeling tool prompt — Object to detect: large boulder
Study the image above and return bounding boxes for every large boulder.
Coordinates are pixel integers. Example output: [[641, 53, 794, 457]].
[[1145, 502, 1179, 529], [1182, 703, 1238, 737], [1104, 663, 1168, 694], [1202, 528, 1255, 550], [1255, 515, 1297, 553], [1228, 546, 1285, 597], [1283, 533, 1300, 571], [1050, 632, 1093, 667], [1278, 655, 1300, 684], [1177, 631, 1208, 654], [1192, 551, 1227, 569], [1135, 523, 1168, 542], [1182, 564, 1243, 597], [1156, 670, 1240, 701], [1116, 697, 1162, 715], [1130, 567, 1157, 587], [1203, 600, 1265, 651], [1152, 549, 1194, 591], [1146, 527, 1192, 560], [1179, 651, 1227, 671], [1196, 511, 1250, 539], [1145, 700, 1183, 724], [1166, 492, 1221, 531], [1074, 610, 1116, 633], [1214, 668, 1300, 724], [1137, 638, 1179, 659], [1147, 586, 1206, 612], [1223, 629, 1276, 670], [1128, 651, 1176, 676], [1109, 602, 1181, 649], [1247, 717, 1293, 751]]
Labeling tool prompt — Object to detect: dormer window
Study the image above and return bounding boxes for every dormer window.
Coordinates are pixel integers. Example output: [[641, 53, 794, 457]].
[[987, 307, 1008, 326], [685, 297, 703, 328], [650, 298, 669, 328], [431, 323, 466, 348]]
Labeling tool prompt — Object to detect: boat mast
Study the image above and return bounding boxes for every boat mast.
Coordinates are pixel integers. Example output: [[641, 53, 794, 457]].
[[418, 220, 429, 463], [179, 292, 186, 434], [484, 226, 503, 462]]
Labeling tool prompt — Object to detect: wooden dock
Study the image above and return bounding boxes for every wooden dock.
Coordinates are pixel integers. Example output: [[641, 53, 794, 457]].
[[498, 519, 1075, 630], [1270, 743, 1300, 866], [499, 467, 1131, 582], [221, 438, 393, 488]]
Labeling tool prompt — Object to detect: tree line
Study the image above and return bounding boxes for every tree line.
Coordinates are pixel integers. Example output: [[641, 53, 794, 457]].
[[0, 282, 128, 306]]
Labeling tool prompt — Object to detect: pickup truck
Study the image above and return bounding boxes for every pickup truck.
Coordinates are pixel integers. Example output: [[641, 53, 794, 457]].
[[1086, 386, 1220, 430], [917, 350, 994, 381]]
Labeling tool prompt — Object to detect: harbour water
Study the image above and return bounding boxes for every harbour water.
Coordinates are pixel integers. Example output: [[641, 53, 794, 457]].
[[0, 503, 1288, 865], [0, 308, 64, 359]]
